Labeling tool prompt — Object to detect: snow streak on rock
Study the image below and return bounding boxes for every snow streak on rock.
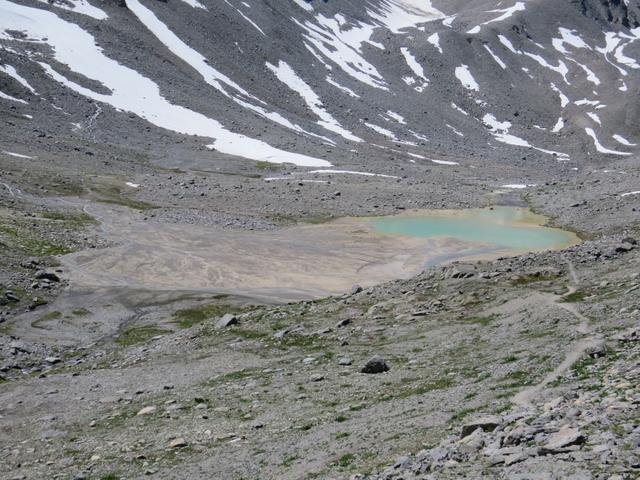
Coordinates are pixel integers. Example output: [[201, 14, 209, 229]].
[[266, 60, 362, 142], [0, 0, 331, 167]]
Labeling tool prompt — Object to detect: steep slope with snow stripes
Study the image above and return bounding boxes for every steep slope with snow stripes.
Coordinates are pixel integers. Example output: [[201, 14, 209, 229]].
[[1, 0, 639, 169]]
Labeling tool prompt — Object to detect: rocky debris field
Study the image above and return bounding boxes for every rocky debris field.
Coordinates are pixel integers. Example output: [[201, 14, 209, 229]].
[[0, 219, 638, 479], [363, 325, 640, 480], [0, 142, 639, 479]]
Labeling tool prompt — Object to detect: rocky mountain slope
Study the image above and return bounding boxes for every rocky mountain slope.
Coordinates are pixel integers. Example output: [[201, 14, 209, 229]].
[[2, 0, 640, 170], [1, 0, 640, 479]]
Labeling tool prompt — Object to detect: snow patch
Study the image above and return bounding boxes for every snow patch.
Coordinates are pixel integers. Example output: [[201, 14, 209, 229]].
[[386, 111, 406, 125], [483, 113, 568, 157], [0, 64, 36, 93], [326, 76, 359, 98], [467, 2, 525, 34], [308, 169, 399, 179], [484, 45, 507, 69], [2, 150, 32, 158], [501, 184, 536, 189], [552, 118, 564, 133], [0, 90, 27, 104], [35, 0, 107, 20], [586, 112, 601, 125], [291, 0, 313, 11], [454, 65, 479, 91], [177, 0, 206, 9], [613, 134, 636, 146], [365, 122, 398, 140], [0, 1, 330, 167], [552, 28, 590, 54], [400, 47, 426, 80], [427, 32, 442, 54], [266, 60, 362, 142], [585, 128, 632, 156], [451, 102, 468, 116]]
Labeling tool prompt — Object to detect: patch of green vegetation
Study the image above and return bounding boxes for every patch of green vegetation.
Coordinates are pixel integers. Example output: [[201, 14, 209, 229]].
[[511, 273, 558, 285], [301, 215, 334, 225], [571, 356, 598, 380], [561, 290, 587, 303], [115, 326, 169, 346], [335, 431, 350, 439], [172, 303, 244, 328], [520, 327, 555, 339], [278, 333, 323, 350], [100, 474, 119, 480], [335, 415, 348, 423], [72, 307, 92, 316], [271, 213, 333, 226], [463, 391, 477, 400], [0, 224, 71, 257], [450, 407, 479, 422], [255, 160, 280, 171], [337, 453, 355, 468], [233, 329, 268, 340], [281, 455, 299, 467], [501, 355, 519, 364], [40, 176, 85, 196], [41, 211, 97, 226], [499, 369, 533, 387], [382, 375, 454, 401], [92, 184, 156, 211], [31, 298, 48, 309], [0, 287, 25, 304], [206, 368, 258, 386], [493, 403, 512, 414]]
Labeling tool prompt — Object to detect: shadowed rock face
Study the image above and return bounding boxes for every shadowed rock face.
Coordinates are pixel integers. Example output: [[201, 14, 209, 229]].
[[575, 0, 640, 28], [1, 0, 640, 171]]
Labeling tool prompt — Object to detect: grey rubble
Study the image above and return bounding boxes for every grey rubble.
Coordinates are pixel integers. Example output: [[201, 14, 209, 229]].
[[1, 0, 640, 479]]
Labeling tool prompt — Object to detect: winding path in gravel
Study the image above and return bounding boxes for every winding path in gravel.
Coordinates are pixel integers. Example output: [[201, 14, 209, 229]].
[[513, 253, 603, 406]]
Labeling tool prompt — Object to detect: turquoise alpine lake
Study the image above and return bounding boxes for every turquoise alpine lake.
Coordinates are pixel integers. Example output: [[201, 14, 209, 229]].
[[366, 207, 579, 252]]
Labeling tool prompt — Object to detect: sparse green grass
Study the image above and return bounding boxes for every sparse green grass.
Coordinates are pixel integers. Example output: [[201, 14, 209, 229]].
[[32, 311, 62, 329], [511, 273, 558, 285], [281, 455, 299, 467], [335, 432, 350, 439], [335, 415, 348, 423], [501, 355, 519, 364], [0, 224, 71, 256], [233, 328, 268, 340], [206, 368, 258, 386], [41, 211, 97, 225], [500, 369, 533, 387], [450, 406, 479, 422], [561, 290, 587, 303], [115, 326, 169, 346], [72, 307, 91, 316], [172, 303, 244, 328], [92, 184, 156, 211], [571, 353, 605, 380], [337, 453, 355, 468], [255, 160, 280, 171], [381, 375, 454, 401]]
